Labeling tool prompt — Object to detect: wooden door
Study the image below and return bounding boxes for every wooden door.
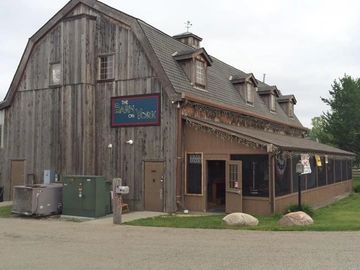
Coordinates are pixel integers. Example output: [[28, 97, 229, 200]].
[[10, 160, 25, 199], [225, 161, 243, 213], [144, 161, 164, 211]]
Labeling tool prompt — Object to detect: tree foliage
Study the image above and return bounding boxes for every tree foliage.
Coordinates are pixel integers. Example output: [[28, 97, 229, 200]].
[[308, 116, 333, 143], [311, 75, 360, 165]]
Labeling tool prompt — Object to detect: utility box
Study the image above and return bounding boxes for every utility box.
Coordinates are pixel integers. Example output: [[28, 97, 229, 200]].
[[62, 176, 112, 218], [12, 184, 63, 216], [44, 170, 56, 185]]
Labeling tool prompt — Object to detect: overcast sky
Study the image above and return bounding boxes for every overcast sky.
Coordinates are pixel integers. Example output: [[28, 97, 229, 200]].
[[0, 0, 359, 128]]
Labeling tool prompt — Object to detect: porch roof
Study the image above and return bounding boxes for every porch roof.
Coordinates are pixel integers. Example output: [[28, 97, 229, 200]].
[[184, 117, 354, 156]]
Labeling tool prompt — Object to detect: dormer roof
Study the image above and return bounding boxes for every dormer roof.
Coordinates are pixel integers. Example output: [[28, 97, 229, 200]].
[[278, 95, 297, 105], [173, 47, 212, 66], [230, 73, 258, 87], [258, 85, 280, 97]]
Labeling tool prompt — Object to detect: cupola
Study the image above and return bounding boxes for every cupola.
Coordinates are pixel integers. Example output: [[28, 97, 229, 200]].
[[173, 32, 202, 49]]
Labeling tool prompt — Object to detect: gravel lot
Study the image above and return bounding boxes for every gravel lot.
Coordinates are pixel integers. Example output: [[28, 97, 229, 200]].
[[0, 217, 359, 270]]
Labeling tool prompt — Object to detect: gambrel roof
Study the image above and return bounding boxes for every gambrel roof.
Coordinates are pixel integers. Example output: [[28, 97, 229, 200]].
[[0, 0, 304, 130]]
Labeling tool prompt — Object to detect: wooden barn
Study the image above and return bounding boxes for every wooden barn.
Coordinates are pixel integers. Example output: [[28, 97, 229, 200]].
[[0, 0, 354, 214]]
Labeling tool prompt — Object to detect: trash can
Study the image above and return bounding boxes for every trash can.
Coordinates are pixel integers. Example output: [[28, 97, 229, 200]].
[[0, 186, 3, 202]]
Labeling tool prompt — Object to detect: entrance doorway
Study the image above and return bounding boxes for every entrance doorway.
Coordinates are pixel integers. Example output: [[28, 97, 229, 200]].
[[144, 161, 164, 212], [207, 160, 226, 212]]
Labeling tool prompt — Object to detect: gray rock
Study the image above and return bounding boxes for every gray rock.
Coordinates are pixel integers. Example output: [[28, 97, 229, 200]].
[[223, 212, 259, 226], [278, 211, 314, 226]]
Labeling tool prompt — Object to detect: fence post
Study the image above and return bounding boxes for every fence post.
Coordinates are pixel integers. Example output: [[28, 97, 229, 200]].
[[113, 178, 123, 224]]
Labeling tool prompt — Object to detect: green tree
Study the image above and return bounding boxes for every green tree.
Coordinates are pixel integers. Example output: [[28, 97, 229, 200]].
[[309, 116, 333, 143], [320, 75, 360, 165]]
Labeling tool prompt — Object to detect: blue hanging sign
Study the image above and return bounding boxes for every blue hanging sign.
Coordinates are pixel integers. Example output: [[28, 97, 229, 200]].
[[111, 94, 161, 127]]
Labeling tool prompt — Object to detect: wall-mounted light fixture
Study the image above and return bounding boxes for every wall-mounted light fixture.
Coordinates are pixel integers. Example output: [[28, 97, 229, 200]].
[[126, 139, 134, 145], [108, 144, 113, 149]]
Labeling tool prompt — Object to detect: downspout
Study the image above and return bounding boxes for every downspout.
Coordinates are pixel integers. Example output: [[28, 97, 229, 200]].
[[175, 99, 185, 211]]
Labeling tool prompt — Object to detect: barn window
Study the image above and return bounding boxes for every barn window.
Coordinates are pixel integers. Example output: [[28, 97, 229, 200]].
[[195, 59, 206, 87], [186, 153, 203, 195], [98, 54, 114, 81], [49, 63, 61, 86]]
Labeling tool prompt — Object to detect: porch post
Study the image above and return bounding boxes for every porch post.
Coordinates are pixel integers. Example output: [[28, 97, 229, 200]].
[[269, 154, 276, 213]]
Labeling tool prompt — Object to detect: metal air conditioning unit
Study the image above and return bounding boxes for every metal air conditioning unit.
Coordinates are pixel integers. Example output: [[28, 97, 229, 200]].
[[12, 184, 63, 216]]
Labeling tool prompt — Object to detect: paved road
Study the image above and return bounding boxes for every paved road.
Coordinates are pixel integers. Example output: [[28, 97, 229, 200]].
[[0, 217, 359, 270]]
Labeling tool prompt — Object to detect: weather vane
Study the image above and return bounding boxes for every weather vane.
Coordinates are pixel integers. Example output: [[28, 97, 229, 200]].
[[185, 20, 192, 32]]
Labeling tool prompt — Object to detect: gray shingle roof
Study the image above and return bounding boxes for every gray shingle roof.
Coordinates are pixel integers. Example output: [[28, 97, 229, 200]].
[[138, 20, 304, 129]]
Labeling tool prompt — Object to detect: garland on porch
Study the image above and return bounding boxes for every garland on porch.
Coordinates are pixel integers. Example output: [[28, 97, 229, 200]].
[[185, 119, 267, 151], [182, 102, 306, 138], [274, 150, 353, 162]]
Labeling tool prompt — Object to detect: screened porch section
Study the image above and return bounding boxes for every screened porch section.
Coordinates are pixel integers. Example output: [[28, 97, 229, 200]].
[[230, 155, 269, 197], [275, 154, 352, 197]]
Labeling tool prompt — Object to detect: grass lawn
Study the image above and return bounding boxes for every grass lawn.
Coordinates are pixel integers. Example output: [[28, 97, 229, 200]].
[[0, 206, 12, 218], [126, 189, 360, 231], [352, 174, 360, 188]]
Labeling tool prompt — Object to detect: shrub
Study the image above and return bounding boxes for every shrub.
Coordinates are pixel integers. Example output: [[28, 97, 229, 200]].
[[353, 185, 360, 193], [284, 204, 314, 217]]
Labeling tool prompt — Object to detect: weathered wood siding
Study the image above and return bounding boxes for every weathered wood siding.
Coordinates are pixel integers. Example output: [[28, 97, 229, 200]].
[[1, 3, 177, 211], [0, 110, 4, 191]]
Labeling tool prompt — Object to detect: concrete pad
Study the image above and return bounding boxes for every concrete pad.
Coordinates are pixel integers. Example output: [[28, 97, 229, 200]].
[[85, 211, 164, 225]]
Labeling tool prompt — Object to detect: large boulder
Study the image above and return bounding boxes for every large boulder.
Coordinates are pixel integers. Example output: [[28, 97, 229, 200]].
[[278, 211, 314, 226], [223, 212, 259, 226]]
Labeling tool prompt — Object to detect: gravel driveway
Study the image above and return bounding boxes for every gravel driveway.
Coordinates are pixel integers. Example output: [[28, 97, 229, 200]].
[[0, 217, 359, 270]]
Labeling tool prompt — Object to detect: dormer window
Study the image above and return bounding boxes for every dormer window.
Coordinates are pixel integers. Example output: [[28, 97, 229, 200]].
[[195, 59, 206, 86], [258, 85, 280, 113], [246, 83, 254, 105], [289, 103, 294, 118], [270, 94, 276, 112], [277, 94, 297, 118], [173, 47, 212, 91], [230, 73, 258, 106]]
